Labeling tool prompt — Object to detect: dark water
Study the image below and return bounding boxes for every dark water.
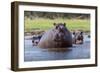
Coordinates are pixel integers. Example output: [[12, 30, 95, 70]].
[[24, 35, 90, 62]]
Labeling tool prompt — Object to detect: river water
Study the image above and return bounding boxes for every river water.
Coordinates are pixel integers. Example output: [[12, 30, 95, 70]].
[[24, 35, 90, 62]]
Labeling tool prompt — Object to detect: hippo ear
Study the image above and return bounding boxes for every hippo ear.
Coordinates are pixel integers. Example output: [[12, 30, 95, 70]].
[[80, 31, 83, 35], [73, 31, 75, 35], [64, 23, 66, 26], [53, 23, 56, 26]]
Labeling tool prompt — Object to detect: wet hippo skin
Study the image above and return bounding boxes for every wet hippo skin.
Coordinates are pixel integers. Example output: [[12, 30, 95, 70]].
[[37, 23, 73, 48], [73, 30, 84, 44]]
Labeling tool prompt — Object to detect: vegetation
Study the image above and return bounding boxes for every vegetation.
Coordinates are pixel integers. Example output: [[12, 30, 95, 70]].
[[24, 11, 90, 33]]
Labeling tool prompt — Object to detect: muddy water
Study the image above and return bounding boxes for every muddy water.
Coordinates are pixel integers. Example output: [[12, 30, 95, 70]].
[[24, 35, 90, 62]]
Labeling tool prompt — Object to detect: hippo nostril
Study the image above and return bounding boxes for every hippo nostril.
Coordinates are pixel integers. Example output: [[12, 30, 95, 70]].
[[32, 40, 34, 43], [59, 29, 64, 32], [36, 42, 38, 44]]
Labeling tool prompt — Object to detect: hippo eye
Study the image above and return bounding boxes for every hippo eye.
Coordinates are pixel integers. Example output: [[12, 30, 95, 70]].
[[55, 25, 58, 29]]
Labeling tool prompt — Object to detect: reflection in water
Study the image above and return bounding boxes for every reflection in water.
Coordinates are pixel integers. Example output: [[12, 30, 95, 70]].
[[24, 35, 90, 61]]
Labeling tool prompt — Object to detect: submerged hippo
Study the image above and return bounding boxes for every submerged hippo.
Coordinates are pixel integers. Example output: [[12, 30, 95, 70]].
[[72, 30, 84, 44], [32, 35, 42, 46], [37, 23, 73, 48]]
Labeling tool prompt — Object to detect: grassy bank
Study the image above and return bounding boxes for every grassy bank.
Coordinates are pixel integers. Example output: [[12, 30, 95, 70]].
[[24, 18, 90, 33]]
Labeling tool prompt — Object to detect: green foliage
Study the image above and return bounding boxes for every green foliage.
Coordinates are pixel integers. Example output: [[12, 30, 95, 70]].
[[24, 11, 90, 20]]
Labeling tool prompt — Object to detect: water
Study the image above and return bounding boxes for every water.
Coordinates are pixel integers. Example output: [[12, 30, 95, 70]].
[[24, 35, 90, 62]]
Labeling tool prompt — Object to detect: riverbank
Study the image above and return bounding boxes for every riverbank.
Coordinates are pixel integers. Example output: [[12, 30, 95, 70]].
[[24, 30, 90, 36]]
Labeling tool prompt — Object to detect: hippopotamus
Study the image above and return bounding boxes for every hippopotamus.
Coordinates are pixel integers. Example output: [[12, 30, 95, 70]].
[[37, 23, 73, 48], [32, 35, 42, 46], [72, 30, 84, 44]]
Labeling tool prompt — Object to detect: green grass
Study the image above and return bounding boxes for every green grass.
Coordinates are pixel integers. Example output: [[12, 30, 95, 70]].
[[24, 18, 90, 32]]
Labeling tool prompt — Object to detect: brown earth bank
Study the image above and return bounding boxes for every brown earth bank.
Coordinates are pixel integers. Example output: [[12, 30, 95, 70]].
[[24, 30, 90, 36]]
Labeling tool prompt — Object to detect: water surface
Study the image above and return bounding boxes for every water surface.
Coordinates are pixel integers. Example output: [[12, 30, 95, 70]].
[[24, 35, 90, 61]]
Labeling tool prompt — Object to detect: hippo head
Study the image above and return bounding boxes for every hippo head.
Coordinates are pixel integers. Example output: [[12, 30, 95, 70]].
[[73, 30, 84, 44], [53, 23, 68, 42]]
